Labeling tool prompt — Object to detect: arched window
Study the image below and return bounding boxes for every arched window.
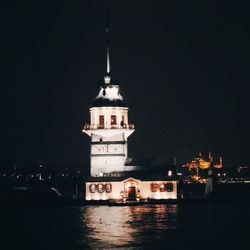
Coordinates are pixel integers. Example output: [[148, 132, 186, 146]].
[[106, 183, 112, 193], [98, 184, 103, 193], [89, 184, 96, 193]]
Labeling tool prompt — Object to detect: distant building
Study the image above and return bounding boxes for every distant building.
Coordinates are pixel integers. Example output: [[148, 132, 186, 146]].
[[184, 152, 223, 170], [82, 16, 177, 202]]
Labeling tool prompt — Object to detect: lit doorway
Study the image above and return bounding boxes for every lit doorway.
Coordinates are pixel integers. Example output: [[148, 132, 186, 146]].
[[128, 186, 136, 200]]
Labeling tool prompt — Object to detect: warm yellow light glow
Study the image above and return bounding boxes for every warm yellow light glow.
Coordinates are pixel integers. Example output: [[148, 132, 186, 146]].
[[184, 153, 223, 169], [199, 159, 210, 169]]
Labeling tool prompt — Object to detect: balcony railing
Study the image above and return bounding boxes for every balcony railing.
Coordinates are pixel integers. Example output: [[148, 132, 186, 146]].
[[83, 123, 135, 130]]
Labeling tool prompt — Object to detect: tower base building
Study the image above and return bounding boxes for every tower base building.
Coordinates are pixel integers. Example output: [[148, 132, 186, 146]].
[[85, 175, 177, 201]]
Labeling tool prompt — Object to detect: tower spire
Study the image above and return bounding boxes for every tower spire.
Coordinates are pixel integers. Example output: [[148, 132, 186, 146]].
[[105, 9, 110, 75]]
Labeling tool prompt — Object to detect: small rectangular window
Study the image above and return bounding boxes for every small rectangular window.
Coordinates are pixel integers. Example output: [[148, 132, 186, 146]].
[[111, 115, 117, 125], [106, 183, 112, 193], [165, 183, 173, 192], [90, 184, 96, 193], [160, 184, 165, 192], [120, 115, 125, 127], [151, 183, 158, 192], [99, 115, 104, 128], [98, 184, 103, 193]]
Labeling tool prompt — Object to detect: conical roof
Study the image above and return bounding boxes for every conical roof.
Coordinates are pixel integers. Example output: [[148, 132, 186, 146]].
[[92, 77, 127, 107]]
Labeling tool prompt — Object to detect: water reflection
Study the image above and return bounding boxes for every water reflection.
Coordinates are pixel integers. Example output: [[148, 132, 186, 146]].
[[2, 204, 250, 249], [79, 205, 178, 249]]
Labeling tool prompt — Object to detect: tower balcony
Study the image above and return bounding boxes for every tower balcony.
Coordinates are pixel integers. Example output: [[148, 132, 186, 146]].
[[82, 123, 135, 138], [83, 123, 134, 130]]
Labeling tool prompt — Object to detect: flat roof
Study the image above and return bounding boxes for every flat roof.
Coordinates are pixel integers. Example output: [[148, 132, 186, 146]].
[[85, 171, 177, 182]]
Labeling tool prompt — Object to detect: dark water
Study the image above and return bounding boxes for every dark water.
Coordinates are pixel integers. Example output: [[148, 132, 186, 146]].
[[1, 203, 250, 249]]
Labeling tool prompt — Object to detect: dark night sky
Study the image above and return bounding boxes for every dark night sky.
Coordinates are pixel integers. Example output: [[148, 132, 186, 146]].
[[1, 0, 250, 167]]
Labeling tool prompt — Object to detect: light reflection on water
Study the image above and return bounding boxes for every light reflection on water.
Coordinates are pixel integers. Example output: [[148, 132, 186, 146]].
[[78, 205, 178, 249], [74, 203, 250, 249], [2, 203, 250, 250]]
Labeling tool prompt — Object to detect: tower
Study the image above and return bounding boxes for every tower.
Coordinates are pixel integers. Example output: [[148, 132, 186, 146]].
[[82, 15, 134, 177]]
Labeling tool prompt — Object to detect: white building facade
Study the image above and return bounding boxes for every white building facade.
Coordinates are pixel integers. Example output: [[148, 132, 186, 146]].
[[85, 177, 177, 201], [82, 74, 134, 177]]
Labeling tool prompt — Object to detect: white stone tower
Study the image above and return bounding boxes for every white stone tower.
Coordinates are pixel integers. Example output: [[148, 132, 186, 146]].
[[82, 15, 134, 177]]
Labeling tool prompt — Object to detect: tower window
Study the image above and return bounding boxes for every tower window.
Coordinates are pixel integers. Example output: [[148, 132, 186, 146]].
[[111, 115, 117, 125], [120, 115, 125, 127], [99, 115, 104, 128]]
